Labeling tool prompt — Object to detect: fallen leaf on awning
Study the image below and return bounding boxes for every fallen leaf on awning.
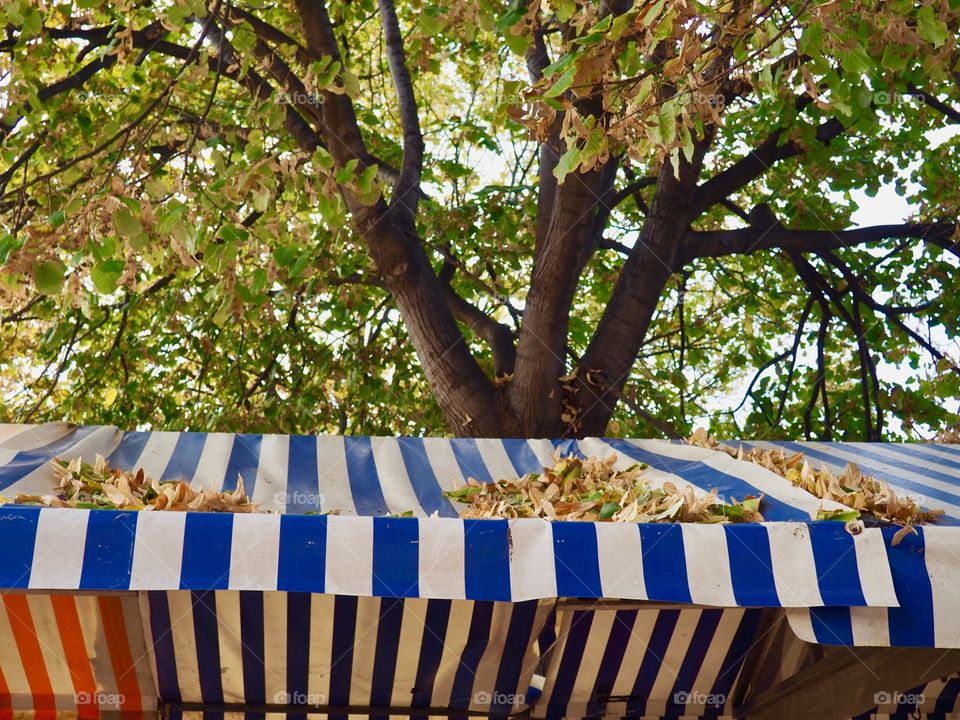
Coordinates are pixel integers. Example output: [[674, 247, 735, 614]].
[[687, 428, 943, 526], [444, 452, 764, 523], [5, 456, 266, 513]]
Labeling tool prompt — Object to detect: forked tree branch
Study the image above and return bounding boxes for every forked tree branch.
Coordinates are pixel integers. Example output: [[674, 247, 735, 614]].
[[691, 117, 846, 217], [292, 0, 508, 435]]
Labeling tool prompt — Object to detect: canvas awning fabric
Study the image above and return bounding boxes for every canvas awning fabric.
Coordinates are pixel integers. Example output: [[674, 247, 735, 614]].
[[2, 424, 960, 720], [750, 441, 960, 649], [0, 592, 157, 717], [0, 424, 912, 608]]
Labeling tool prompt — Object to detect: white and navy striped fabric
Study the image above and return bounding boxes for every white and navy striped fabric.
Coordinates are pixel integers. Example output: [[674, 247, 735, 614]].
[[0, 426, 853, 520], [739, 440, 960, 524], [142, 592, 554, 717], [786, 525, 960, 648], [713, 440, 960, 650], [0, 507, 898, 607], [533, 606, 763, 719], [0, 426, 955, 616]]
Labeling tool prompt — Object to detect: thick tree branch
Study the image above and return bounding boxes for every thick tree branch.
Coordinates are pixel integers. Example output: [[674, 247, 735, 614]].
[[226, 6, 317, 66], [378, 0, 425, 221], [691, 117, 845, 217], [293, 0, 508, 436], [907, 83, 960, 124], [442, 283, 517, 377], [677, 222, 957, 265], [524, 3, 552, 83], [573, 142, 710, 435], [567, 0, 755, 435], [608, 175, 657, 209], [511, 45, 627, 432], [214, 11, 323, 128], [511, 159, 620, 433]]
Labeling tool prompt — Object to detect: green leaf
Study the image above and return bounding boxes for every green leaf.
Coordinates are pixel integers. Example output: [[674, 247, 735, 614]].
[[34, 260, 66, 295], [918, 6, 948, 48], [545, 63, 577, 98], [335, 158, 360, 184], [679, 123, 695, 163], [0, 235, 23, 265], [554, 0, 575, 22], [21, 6, 42, 36], [543, 53, 575, 79], [599, 502, 620, 519], [341, 69, 361, 97], [609, 10, 638, 41], [653, 9, 674, 41], [220, 224, 249, 243], [881, 45, 910, 72], [816, 508, 861, 522], [164, 4, 192, 28], [358, 163, 379, 193], [315, 58, 341, 89], [230, 22, 257, 52], [504, 32, 530, 56], [552, 146, 581, 182], [90, 260, 125, 294], [658, 102, 677, 144], [494, 4, 526, 33], [420, 10, 445, 36], [114, 209, 143, 240], [640, 0, 666, 25], [48, 210, 66, 227], [274, 244, 299, 267]]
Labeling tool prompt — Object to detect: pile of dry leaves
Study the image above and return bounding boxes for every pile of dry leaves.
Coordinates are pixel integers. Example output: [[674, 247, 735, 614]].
[[444, 453, 763, 523], [8, 456, 263, 512], [936, 426, 960, 444], [687, 428, 943, 525]]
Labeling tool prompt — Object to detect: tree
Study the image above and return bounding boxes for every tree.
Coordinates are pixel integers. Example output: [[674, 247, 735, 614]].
[[0, 0, 958, 439]]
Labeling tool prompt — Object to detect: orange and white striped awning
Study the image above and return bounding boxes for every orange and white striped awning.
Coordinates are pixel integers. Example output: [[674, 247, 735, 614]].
[[0, 593, 156, 719]]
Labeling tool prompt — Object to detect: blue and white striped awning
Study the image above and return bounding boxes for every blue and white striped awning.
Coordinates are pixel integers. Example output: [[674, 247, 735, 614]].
[[2, 424, 960, 719], [533, 605, 763, 718], [0, 425, 958, 639], [0, 424, 904, 609], [741, 440, 960, 523]]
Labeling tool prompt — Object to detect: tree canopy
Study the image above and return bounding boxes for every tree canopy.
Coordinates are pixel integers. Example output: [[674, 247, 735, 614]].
[[0, 0, 958, 439]]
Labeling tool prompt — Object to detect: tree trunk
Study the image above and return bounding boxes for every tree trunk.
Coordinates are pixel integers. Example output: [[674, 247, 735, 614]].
[[572, 149, 707, 437]]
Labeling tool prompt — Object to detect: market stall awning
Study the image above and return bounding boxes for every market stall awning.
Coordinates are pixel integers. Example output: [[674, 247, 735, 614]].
[[0, 425, 902, 607], [2, 424, 960, 720], [0, 593, 156, 717]]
